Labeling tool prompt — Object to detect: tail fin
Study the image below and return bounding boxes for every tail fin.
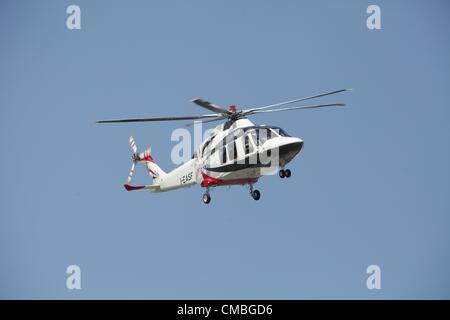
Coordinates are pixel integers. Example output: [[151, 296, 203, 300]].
[[139, 148, 167, 184], [126, 136, 167, 188]]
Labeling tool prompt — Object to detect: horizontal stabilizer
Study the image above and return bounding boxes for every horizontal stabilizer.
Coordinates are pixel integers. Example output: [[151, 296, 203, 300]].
[[124, 184, 160, 192]]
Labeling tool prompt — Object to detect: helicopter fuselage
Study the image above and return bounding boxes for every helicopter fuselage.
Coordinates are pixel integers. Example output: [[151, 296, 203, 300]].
[[152, 119, 303, 192]]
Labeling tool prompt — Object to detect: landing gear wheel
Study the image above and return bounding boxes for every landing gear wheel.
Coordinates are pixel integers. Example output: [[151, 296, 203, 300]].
[[285, 169, 291, 178], [202, 193, 211, 204], [252, 190, 261, 201], [279, 170, 286, 178]]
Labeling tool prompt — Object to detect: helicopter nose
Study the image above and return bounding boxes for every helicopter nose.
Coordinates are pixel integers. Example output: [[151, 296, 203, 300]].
[[279, 137, 303, 155], [278, 137, 303, 164]]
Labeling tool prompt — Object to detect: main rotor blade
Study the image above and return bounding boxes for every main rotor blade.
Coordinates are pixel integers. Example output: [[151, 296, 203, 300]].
[[244, 88, 351, 113], [97, 114, 219, 124], [191, 98, 230, 115], [248, 103, 345, 115], [184, 116, 225, 127]]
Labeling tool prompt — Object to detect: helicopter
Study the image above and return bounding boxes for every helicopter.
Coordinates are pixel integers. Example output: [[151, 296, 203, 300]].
[[97, 88, 350, 204]]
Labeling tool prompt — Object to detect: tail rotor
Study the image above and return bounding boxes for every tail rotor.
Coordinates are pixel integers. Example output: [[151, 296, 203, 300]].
[[125, 136, 165, 185]]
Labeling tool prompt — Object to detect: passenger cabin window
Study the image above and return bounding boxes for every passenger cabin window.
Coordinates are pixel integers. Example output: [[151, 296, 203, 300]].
[[221, 146, 227, 164], [257, 128, 272, 144], [229, 137, 237, 161], [201, 134, 217, 157], [202, 139, 212, 156], [223, 136, 237, 161], [249, 130, 258, 147], [244, 135, 254, 154]]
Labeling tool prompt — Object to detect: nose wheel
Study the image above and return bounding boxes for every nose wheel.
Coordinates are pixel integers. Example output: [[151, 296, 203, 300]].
[[279, 169, 291, 178], [249, 184, 261, 201], [251, 189, 261, 200]]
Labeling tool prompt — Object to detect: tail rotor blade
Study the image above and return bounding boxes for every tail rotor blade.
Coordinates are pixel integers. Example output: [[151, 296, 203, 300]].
[[129, 136, 138, 154], [127, 162, 136, 183]]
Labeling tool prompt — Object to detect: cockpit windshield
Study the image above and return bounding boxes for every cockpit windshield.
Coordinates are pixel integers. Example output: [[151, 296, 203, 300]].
[[238, 126, 291, 143], [266, 126, 290, 137]]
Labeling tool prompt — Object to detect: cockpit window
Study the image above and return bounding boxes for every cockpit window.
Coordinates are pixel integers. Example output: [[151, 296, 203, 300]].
[[243, 128, 272, 145], [242, 126, 290, 138], [269, 127, 290, 137], [278, 128, 290, 137]]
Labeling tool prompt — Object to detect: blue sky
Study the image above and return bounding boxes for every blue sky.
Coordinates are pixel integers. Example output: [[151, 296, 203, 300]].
[[1, 0, 449, 299]]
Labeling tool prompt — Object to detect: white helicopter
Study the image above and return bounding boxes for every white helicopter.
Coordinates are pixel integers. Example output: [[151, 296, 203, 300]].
[[97, 89, 350, 203]]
